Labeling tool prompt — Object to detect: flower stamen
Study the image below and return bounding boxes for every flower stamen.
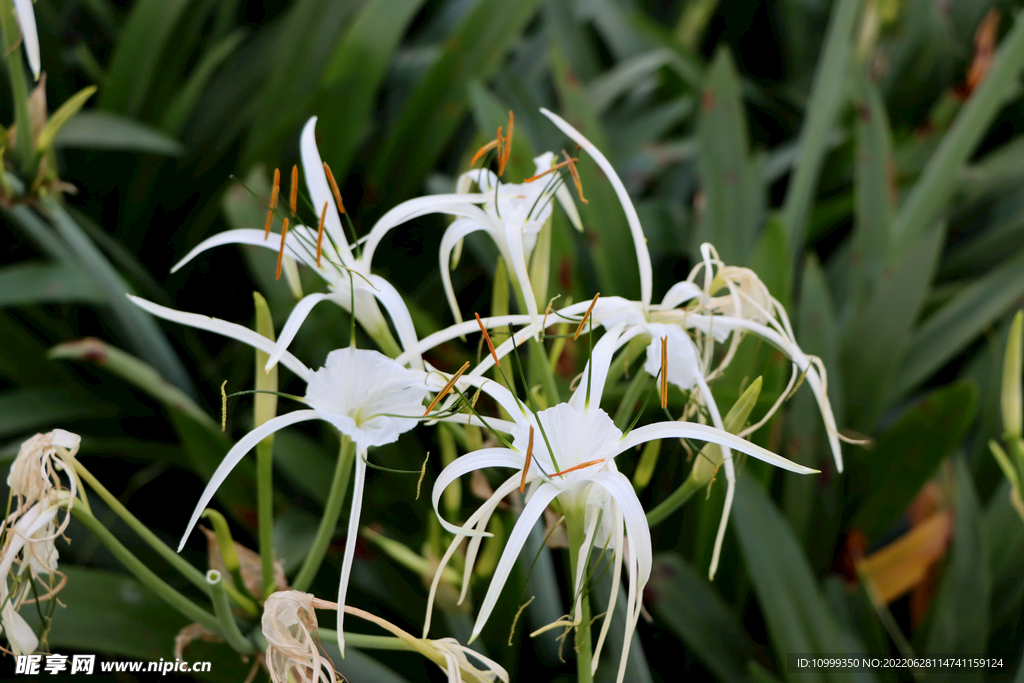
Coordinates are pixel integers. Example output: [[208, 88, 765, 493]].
[[275, 218, 289, 280], [423, 361, 470, 416], [563, 149, 588, 203], [520, 426, 534, 493], [551, 458, 606, 478], [660, 336, 669, 409], [470, 139, 500, 166], [475, 313, 501, 367], [263, 168, 280, 240], [523, 157, 579, 183], [498, 111, 514, 176], [574, 292, 601, 341], [289, 164, 299, 216], [315, 201, 328, 267], [323, 162, 345, 213]]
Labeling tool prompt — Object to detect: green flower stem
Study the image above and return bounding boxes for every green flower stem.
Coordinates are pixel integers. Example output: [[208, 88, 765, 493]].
[[316, 629, 414, 652], [253, 292, 278, 598], [291, 437, 355, 591], [566, 511, 593, 683], [70, 504, 222, 634], [206, 570, 256, 653], [0, 0, 34, 172], [200, 509, 259, 611]]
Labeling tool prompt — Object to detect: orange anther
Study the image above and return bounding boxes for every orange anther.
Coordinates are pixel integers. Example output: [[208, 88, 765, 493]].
[[323, 162, 345, 213], [470, 139, 500, 166], [498, 111, 514, 176], [316, 201, 328, 267], [573, 292, 601, 341], [289, 165, 299, 216], [551, 458, 605, 478], [524, 157, 578, 183], [563, 150, 588, 204], [475, 312, 501, 367], [660, 336, 669, 409], [520, 426, 534, 493], [263, 168, 281, 240], [275, 218, 289, 280], [423, 361, 471, 416]]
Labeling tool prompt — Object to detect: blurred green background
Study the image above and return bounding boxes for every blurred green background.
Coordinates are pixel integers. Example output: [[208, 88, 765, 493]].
[[2, 0, 1024, 680]]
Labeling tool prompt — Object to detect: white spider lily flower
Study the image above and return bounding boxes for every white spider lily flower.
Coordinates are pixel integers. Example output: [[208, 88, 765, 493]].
[[426, 325, 815, 683], [127, 296, 437, 656], [12, 0, 40, 81], [262, 591, 336, 683]]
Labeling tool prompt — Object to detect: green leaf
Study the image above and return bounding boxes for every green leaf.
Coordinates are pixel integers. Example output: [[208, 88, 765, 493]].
[[54, 110, 185, 156], [22, 567, 186, 659], [99, 0, 191, 116], [161, 30, 246, 136], [985, 481, 1024, 628], [848, 382, 978, 543], [648, 553, 755, 683], [894, 6, 1024, 251], [840, 224, 943, 431], [367, 0, 544, 200], [312, 0, 428, 177], [0, 262, 103, 306], [0, 388, 116, 439], [35, 85, 97, 152], [732, 476, 872, 683], [893, 248, 1024, 397], [694, 47, 764, 266], [780, 0, 863, 260], [848, 67, 894, 307], [921, 457, 989, 682]]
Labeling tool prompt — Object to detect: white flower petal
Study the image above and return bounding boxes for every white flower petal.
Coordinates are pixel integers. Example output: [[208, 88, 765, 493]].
[[502, 220, 540, 330], [395, 314, 531, 367], [13, 0, 39, 81], [128, 296, 312, 382], [2, 603, 38, 655], [335, 453, 367, 657], [555, 182, 583, 231], [470, 483, 563, 640], [362, 196, 493, 269], [569, 323, 635, 412], [642, 324, 702, 392], [440, 219, 492, 326], [301, 117, 352, 263], [366, 274, 423, 370], [266, 292, 335, 371], [170, 229, 315, 274], [658, 280, 703, 310], [589, 472, 651, 586], [539, 108, 652, 308], [591, 511, 623, 675], [432, 449, 523, 537], [177, 411, 319, 551], [617, 422, 817, 475]]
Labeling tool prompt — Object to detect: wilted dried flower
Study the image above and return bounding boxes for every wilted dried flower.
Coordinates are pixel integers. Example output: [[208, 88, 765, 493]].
[[262, 591, 336, 683]]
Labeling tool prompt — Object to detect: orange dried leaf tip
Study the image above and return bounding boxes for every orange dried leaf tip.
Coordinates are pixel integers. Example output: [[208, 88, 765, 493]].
[[574, 292, 600, 340], [475, 312, 501, 367], [471, 139, 500, 166], [316, 201, 328, 267], [289, 165, 299, 215], [551, 458, 605, 478], [423, 361, 471, 416], [660, 336, 669, 409], [323, 162, 345, 213], [263, 168, 281, 240], [275, 218, 290, 280], [563, 150, 588, 204], [520, 426, 534, 493]]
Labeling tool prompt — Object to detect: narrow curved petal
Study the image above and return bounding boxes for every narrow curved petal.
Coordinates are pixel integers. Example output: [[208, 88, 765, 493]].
[[568, 323, 635, 412], [170, 228, 318, 274], [440, 219, 492, 326], [128, 296, 312, 382], [13, 0, 39, 80], [177, 411, 319, 551], [590, 472, 651, 586], [423, 476, 520, 637], [694, 372, 734, 580], [366, 275, 423, 370], [432, 449, 523, 537], [301, 117, 352, 264], [266, 293, 334, 371], [657, 280, 702, 310], [616, 536, 642, 683], [502, 220, 540, 330], [470, 483, 563, 640], [395, 314, 532, 367], [555, 183, 583, 231], [572, 511, 601, 624], [617, 422, 817, 475], [539, 108, 653, 308], [591, 511, 623, 675], [451, 373, 529, 424], [362, 196, 493, 269], [336, 453, 367, 656]]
